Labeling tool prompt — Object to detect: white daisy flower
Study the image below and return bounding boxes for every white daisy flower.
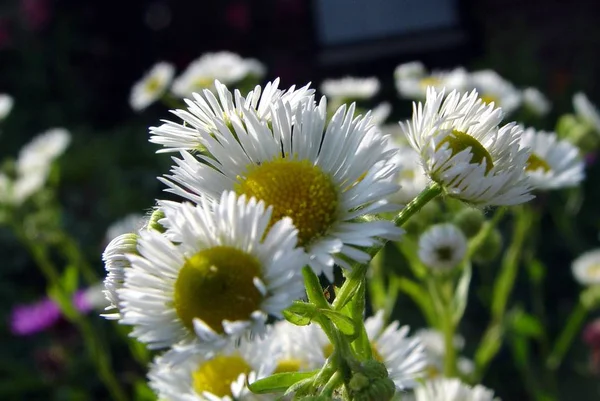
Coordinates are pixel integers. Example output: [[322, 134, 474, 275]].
[[129, 61, 175, 111], [401, 87, 533, 206], [572, 249, 600, 286], [388, 145, 430, 204], [150, 78, 314, 152], [0, 94, 14, 120], [320, 76, 380, 100], [160, 85, 402, 280], [264, 320, 326, 374], [418, 223, 467, 270], [415, 329, 473, 378], [104, 213, 148, 243], [364, 311, 427, 390], [371, 102, 392, 126], [118, 191, 306, 350], [0, 168, 49, 206], [469, 70, 522, 115], [171, 51, 266, 98], [413, 378, 496, 401], [395, 63, 469, 100], [101, 233, 139, 320], [16, 128, 71, 175], [573, 92, 600, 134], [520, 127, 584, 190], [522, 87, 551, 116], [148, 338, 273, 401]]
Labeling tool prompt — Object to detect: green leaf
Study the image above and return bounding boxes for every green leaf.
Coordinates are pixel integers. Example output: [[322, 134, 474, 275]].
[[320, 309, 357, 337], [282, 301, 316, 326], [452, 262, 472, 325], [509, 308, 543, 339], [346, 280, 372, 360], [302, 266, 329, 308], [248, 371, 317, 394], [60, 264, 79, 295], [133, 380, 156, 401], [526, 259, 546, 284]]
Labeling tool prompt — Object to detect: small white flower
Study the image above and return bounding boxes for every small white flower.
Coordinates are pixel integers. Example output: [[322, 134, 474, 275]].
[[150, 78, 314, 152], [415, 329, 473, 378], [371, 102, 392, 126], [118, 191, 306, 350], [101, 233, 139, 320], [572, 249, 600, 286], [0, 94, 14, 120], [522, 87, 551, 116], [16, 128, 71, 175], [320, 76, 380, 100], [520, 127, 584, 190], [388, 145, 430, 204], [469, 70, 522, 116], [129, 62, 175, 111], [395, 63, 469, 100], [401, 87, 533, 206], [148, 338, 273, 401], [159, 82, 402, 280], [418, 223, 467, 270], [364, 311, 427, 390], [413, 378, 496, 401], [0, 168, 48, 206], [573, 92, 600, 134], [172, 51, 265, 98]]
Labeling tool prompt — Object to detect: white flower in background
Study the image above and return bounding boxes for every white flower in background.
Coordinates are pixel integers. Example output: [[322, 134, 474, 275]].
[[371, 102, 392, 126], [148, 338, 273, 401], [150, 78, 314, 152], [388, 145, 430, 204], [264, 320, 326, 374], [320, 76, 380, 100], [522, 87, 551, 116], [0, 94, 14, 120], [104, 213, 147, 243], [469, 70, 522, 115], [101, 233, 139, 320], [160, 84, 401, 280], [520, 127, 584, 190], [171, 51, 265, 98], [118, 191, 306, 350], [418, 223, 467, 270], [413, 378, 496, 401], [129, 62, 175, 111], [16, 128, 71, 175], [573, 92, 600, 134], [394, 62, 469, 100], [401, 87, 533, 206], [572, 249, 600, 286], [364, 311, 427, 390], [415, 329, 474, 378]]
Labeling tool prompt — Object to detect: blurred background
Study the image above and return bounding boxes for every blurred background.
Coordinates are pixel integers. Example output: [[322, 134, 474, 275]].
[[1, 0, 600, 399]]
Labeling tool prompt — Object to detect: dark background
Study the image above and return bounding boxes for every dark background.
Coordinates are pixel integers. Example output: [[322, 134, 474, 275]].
[[0, 0, 599, 400]]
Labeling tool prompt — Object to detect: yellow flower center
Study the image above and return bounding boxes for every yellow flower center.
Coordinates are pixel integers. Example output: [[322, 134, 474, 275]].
[[525, 153, 551, 173], [480, 94, 499, 106], [174, 246, 263, 334], [274, 358, 305, 373], [192, 354, 252, 397], [438, 130, 494, 174], [420, 77, 442, 88], [144, 77, 161, 93], [235, 157, 339, 246], [193, 77, 214, 90], [587, 264, 600, 279]]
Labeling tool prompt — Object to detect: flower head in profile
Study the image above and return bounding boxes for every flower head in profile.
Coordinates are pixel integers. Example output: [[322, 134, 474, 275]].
[[413, 378, 496, 401], [117, 191, 306, 350], [129, 61, 175, 111], [573, 92, 600, 134], [150, 78, 314, 152], [520, 127, 584, 190], [16, 128, 71, 176], [418, 223, 467, 270], [0, 94, 13, 120], [522, 87, 551, 117], [572, 249, 600, 286], [320, 76, 380, 101], [394, 62, 469, 100], [469, 69, 522, 115], [171, 51, 265, 98], [159, 82, 401, 280], [148, 337, 273, 401], [401, 87, 533, 206]]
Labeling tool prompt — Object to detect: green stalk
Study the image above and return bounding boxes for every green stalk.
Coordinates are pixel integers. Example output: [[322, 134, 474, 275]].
[[546, 301, 588, 370]]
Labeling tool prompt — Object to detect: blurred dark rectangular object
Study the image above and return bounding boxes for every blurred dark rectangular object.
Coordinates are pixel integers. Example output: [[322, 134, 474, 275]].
[[312, 0, 467, 66]]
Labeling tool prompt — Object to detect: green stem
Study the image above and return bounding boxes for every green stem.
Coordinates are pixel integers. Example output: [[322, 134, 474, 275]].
[[546, 301, 588, 370], [467, 207, 506, 258], [333, 183, 443, 311], [15, 231, 129, 401], [56, 230, 98, 285]]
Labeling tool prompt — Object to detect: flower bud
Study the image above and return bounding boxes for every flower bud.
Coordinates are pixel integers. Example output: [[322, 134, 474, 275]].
[[453, 208, 485, 238], [147, 208, 166, 233], [473, 228, 502, 263]]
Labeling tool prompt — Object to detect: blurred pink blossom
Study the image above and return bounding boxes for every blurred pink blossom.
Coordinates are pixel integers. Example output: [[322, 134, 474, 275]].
[[21, 0, 51, 30]]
